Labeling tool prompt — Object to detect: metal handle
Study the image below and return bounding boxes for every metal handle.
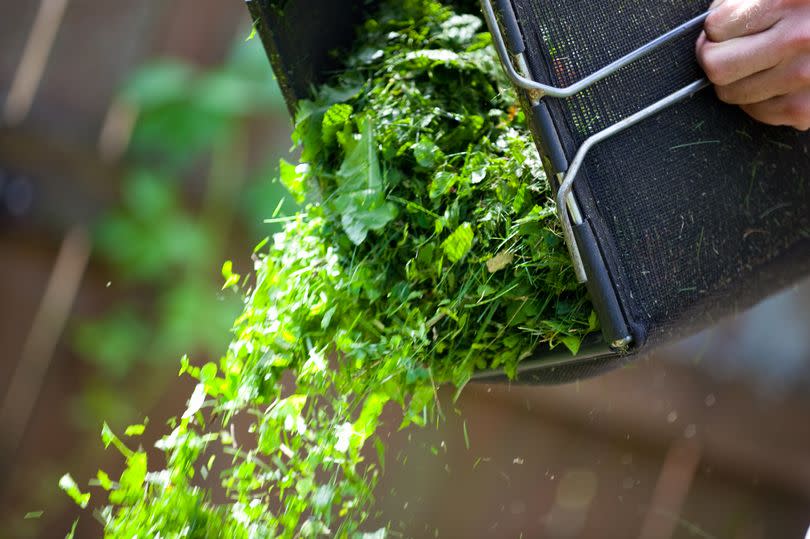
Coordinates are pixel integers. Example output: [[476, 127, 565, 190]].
[[557, 79, 711, 283], [481, 0, 709, 99]]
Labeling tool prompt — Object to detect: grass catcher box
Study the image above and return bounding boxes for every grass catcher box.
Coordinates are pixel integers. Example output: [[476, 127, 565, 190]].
[[246, 0, 810, 383]]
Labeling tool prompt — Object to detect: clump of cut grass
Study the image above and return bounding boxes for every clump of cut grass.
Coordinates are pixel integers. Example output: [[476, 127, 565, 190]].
[[61, 1, 595, 536]]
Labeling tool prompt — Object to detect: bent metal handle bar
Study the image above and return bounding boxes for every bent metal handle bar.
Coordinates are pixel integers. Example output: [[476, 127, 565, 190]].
[[481, 0, 711, 284], [482, 0, 709, 98], [556, 79, 710, 283]]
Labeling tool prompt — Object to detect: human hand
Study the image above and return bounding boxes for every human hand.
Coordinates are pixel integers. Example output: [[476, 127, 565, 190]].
[[696, 0, 810, 131]]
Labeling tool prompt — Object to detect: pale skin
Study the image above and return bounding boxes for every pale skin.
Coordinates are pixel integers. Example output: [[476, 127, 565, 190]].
[[696, 0, 810, 130]]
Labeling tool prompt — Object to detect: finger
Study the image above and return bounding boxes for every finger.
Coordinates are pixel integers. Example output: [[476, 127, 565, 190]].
[[697, 26, 783, 86], [740, 90, 810, 131], [714, 58, 810, 105], [704, 0, 782, 42], [696, 30, 708, 53]]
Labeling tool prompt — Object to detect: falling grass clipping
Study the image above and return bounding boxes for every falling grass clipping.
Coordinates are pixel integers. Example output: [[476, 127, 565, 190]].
[[62, 0, 596, 536]]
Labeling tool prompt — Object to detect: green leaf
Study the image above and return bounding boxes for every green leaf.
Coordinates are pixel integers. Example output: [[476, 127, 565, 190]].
[[101, 423, 134, 459], [332, 118, 397, 244], [321, 103, 353, 146], [588, 310, 600, 332], [24, 510, 43, 519], [96, 470, 113, 490], [340, 203, 398, 245], [183, 383, 207, 419], [401, 385, 434, 428], [101, 422, 115, 447], [279, 159, 307, 204], [463, 420, 470, 450], [374, 436, 386, 473], [110, 452, 148, 505], [429, 171, 457, 199], [335, 117, 383, 205], [200, 362, 218, 383], [292, 100, 327, 162], [221, 260, 241, 290], [59, 474, 90, 509], [65, 519, 79, 539], [441, 223, 474, 263], [351, 393, 389, 453], [560, 335, 582, 355], [413, 137, 444, 169], [124, 423, 146, 437]]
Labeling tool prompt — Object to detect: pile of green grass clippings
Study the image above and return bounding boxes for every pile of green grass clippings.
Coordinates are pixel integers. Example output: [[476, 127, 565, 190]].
[[61, 0, 596, 536]]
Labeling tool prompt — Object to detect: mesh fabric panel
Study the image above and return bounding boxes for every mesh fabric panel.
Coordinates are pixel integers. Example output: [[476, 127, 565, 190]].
[[511, 0, 810, 346]]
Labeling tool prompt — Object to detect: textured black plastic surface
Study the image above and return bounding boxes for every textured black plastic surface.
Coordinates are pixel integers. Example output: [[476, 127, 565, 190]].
[[246, 0, 481, 110], [530, 102, 568, 173], [472, 343, 631, 384], [245, 0, 373, 113], [496, 0, 526, 54], [573, 222, 631, 346]]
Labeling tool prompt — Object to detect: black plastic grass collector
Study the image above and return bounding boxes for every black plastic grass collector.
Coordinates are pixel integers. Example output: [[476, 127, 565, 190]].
[[245, 0, 371, 115], [246, 0, 810, 384]]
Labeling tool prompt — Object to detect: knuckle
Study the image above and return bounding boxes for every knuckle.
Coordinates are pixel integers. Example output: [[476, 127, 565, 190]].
[[795, 62, 810, 86], [701, 56, 734, 86], [779, 0, 800, 10], [787, 24, 810, 49], [714, 85, 734, 103], [768, 0, 786, 13], [796, 110, 810, 130], [793, 112, 810, 130], [781, 98, 810, 120], [703, 12, 726, 41]]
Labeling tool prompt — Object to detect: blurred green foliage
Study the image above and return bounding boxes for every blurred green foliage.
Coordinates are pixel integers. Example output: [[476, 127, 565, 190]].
[[123, 38, 286, 166], [73, 36, 293, 411]]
